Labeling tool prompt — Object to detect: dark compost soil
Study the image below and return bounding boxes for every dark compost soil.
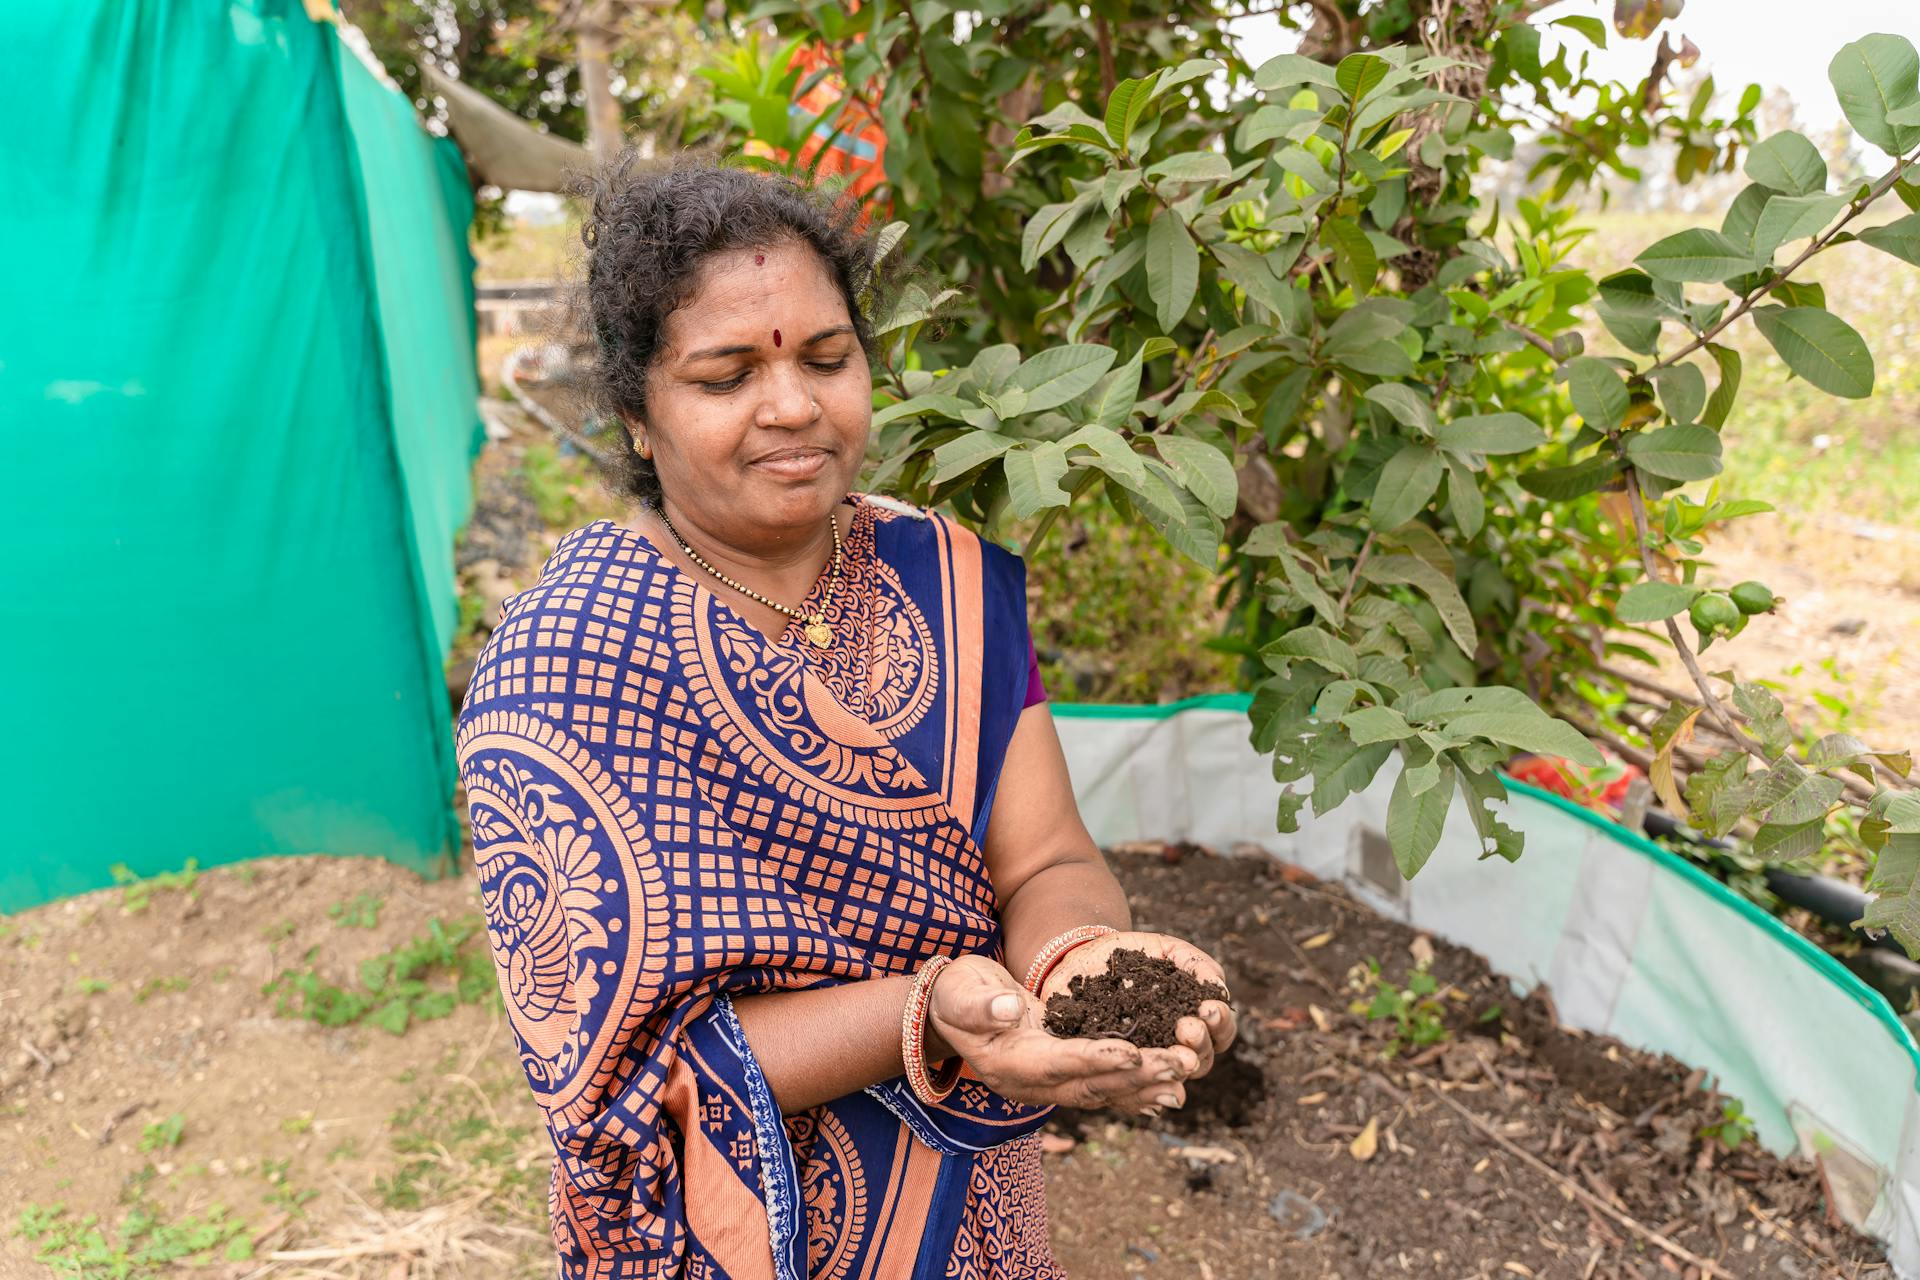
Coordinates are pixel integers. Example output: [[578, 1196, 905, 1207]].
[[1040, 844, 1890, 1280], [1044, 948, 1231, 1049]]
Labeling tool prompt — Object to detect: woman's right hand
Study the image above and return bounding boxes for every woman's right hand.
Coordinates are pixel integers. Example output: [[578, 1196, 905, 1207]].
[[922, 955, 1198, 1116]]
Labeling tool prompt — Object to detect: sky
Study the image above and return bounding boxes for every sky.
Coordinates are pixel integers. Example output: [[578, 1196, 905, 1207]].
[[1231, 0, 1920, 133]]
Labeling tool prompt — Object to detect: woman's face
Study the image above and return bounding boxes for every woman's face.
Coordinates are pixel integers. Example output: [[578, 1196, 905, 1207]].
[[638, 239, 871, 547]]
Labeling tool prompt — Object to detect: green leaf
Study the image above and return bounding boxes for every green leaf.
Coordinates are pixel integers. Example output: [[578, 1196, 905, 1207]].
[[971, 344, 1021, 391], [1266, 625, 1358, 676], [1858, 212, 1920, 266], [1324, 216, 1379, 293], [1323, 298, 1413, 357], [1146, 210, 1200, 332], [1242, 105, 1323, 147], [1020, 192, 1099, 272], [1443, 454, 1484, 538], [1435, 412, 1546, 455], [1617, 580, 1702, 623], [1752, 193, 1848, 257], [1335, 52, 1391, 103], [1635, 228, 1757, 283], [1861, 830, 1920, 954], [1363, 384, 1437, 435], [929, 431, 1017, 483], [1344, 706, 1414, 745], [1210, 240, 1307, 333], [1370, 443, 1444, 529], [1563, 357, 1629, 431], [1702, 344, 1742, 430], [1150, 58, 1223, 101], [1517, 455, 1623, 500], [1752, 306, 1875, 399], [1147, 150, 1232, 184], [1445, 710, 1604, 767], [1254, 53, 1340, 91], [1311, 739, 1396, 814], [1648, 364, 1706, 425], [1751, 819, 1826, 862], [1551, 15, 1607, 45], [870, 392, 974, 429], [1156, 435, 1239, 519], [1388, 758, 1454, 877], [1361, 553, 1475, 657], [1133, 463, 1224, 568], [1058, 423, 1146, 488], [1457, 766, 1521, 861], [1105, 73, 1158, 149], [1092, 347, 1149, 431], [1009, 344, 1118, 413], [1003, 443, 1071, 519], [1743, 131, 1829, 195], [1625, 425, 1724, 482], [1828, 34, 1920, 156]]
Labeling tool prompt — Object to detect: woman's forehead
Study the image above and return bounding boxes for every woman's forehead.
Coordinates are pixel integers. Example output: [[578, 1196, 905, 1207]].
[[679, 242, 847, 324]]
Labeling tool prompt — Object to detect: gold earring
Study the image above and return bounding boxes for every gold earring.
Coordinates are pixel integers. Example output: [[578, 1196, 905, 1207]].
[[637, 438, 651, 460]]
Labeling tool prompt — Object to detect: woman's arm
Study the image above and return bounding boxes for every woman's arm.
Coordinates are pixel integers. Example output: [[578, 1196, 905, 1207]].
[[982, 703, 1238, 1088], [983, 702, 1133, 979], [730, 957, 1173, 1114]]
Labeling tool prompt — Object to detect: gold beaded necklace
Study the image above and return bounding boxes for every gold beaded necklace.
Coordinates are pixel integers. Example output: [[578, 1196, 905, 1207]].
[[653, 505, 842, 649]]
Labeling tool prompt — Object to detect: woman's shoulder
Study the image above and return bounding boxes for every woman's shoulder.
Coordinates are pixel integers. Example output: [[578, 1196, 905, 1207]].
[[496, 518, 657, 623]]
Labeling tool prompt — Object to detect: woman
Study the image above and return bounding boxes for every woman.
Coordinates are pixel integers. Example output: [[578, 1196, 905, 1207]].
[[456, 159, 1237, 1279]]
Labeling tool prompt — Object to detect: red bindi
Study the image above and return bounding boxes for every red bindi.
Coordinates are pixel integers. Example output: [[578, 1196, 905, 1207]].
[[753, 253, 765, 265], [773, 329, 782, 347]]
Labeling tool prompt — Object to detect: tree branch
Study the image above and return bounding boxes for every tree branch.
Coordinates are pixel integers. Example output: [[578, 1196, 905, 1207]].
[[1647, 149, 1917, 375], [1150, 328, 1218, 404], [1336, 530, 1376, 615], [1621, 467, 1768, 764]]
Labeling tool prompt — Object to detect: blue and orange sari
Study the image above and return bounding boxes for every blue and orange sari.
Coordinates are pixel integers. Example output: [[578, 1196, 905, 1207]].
[[455, 493, 1063, 1279]]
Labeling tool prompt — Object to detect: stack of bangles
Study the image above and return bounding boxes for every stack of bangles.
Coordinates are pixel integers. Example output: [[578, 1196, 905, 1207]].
[[899, 926, 1118, 1106]]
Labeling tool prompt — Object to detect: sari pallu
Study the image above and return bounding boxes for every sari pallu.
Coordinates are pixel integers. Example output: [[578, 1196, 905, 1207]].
[[455, 495, 1064, 1279]]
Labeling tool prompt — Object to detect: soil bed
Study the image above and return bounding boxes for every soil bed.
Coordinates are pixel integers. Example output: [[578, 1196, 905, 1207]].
[[1042, 844, 1890, 1279], [1044, 948, 1229, 1048]]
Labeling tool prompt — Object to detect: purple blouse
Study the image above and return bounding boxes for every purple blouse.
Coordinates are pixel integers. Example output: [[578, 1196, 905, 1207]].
[[1023, 635, 1047, 708]]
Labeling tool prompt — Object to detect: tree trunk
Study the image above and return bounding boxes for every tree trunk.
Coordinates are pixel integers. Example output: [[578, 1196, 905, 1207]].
[[578, 0, 624, 164]]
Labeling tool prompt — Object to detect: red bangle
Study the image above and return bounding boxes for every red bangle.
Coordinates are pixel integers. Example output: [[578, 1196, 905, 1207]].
[[901, 955, 962, 1104], [1023, 925, 1118, 997]]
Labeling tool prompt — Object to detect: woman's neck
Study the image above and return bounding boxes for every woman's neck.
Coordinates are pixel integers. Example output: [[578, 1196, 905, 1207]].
[[646, 497, 850, 622]]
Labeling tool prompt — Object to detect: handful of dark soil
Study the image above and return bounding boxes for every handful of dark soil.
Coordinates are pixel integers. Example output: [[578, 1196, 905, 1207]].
[[1042, 947, 1229, 1049]]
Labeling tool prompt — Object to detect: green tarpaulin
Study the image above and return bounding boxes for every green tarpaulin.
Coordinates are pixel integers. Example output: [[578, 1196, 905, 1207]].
[[0, 2, 482, 911]]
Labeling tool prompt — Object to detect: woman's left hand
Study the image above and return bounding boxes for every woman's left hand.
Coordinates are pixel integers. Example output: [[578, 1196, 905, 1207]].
[[1038, 932, 1236, 1083]]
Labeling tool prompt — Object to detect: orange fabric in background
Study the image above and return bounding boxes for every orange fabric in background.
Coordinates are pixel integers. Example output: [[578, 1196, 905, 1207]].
[[747, 41, 890, 211]]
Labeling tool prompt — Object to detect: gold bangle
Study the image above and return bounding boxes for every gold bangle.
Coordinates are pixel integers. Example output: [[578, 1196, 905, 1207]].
[[901, 955, 961, 1104]]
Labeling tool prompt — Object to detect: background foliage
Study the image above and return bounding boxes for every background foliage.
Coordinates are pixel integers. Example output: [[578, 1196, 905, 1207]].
[[354, 0, 1920, 954]]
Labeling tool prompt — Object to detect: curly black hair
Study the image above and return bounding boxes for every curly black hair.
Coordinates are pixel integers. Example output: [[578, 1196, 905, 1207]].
[[573, 153, 895, 505]]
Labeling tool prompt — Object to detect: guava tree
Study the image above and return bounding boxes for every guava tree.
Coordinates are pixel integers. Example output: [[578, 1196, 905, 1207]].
[[689, 2, 1920, 955]]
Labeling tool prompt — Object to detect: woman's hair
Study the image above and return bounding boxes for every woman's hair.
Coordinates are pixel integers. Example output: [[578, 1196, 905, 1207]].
[[574, 154, 894, 505]]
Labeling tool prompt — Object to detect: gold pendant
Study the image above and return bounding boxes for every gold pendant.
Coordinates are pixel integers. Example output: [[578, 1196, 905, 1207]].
[[805, 617, 833, 648]]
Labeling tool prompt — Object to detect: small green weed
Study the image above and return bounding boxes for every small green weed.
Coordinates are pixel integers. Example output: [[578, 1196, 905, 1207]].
[[73, 978, 110, 996], [13, 1198, 252, 1277], [1700, 1096, 1755, 1152], [375, 1063, 542, 1213], [259, 919, 297, 943], [137, 1115, 184, 1154], [1352, 961, 1450, 1057], [133, 976, 189, 1004], [280, 1112, 315, 1136], [106, 860, 200, 915], [327, 891, 384, 929], [262, 915, 497, 1035]]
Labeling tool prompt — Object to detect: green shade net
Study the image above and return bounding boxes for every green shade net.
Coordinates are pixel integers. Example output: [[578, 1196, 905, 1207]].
[[0, 2, 481, 912]]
